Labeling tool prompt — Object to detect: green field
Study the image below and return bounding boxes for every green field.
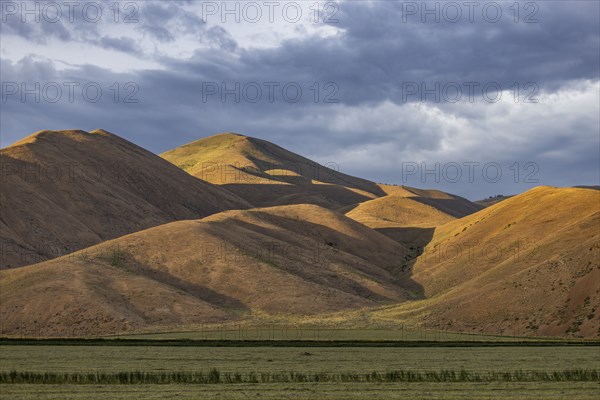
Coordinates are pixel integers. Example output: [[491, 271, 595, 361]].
[[1, 344, 599, 399]]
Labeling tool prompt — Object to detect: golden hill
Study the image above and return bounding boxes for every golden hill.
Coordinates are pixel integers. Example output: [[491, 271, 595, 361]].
[[2, 129, 594, 339], [0, 204, 419, 337], [345, 194, 456, 229], [161, 133, 385, 208], [475, 195, 514, 207], [344, 185, 483, 247], [368, 186, 600, 338], [0, 129, 250, 269], [383, 185, 484, 218]]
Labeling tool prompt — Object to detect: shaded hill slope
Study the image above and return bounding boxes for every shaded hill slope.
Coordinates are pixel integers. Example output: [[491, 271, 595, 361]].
[[0, 129, 250, 269]]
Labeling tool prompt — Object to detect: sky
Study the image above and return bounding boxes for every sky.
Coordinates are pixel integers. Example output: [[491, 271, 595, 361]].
[[1, 0, 599, 200]]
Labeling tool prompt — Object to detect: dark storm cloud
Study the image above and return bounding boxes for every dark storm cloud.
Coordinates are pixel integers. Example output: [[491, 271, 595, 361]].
[[4, 1, 598, 99], [266, 0, 600, 104], [1, 1, 599, 198], [133, 1, 599, 112]]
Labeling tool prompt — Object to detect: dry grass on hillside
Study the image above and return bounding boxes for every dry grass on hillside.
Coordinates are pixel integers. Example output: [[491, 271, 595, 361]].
[[1, 130, 250, 269]]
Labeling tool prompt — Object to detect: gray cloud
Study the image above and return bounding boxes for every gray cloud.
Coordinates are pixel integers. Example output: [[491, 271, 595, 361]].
[[97, 35, 141, 54], [136, 1, 206, 41], [0, 10, 72, 43], [1, 1, 598, 199]]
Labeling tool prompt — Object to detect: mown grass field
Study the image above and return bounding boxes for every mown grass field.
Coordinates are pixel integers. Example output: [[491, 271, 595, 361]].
[[115, 326, 557, 342], [1, 343, 598, 399], [3, 382, 600, 400], [1, 345, 597, 373]]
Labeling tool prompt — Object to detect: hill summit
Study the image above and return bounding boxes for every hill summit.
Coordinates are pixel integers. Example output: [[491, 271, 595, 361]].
[[161, 133, 386, 208]]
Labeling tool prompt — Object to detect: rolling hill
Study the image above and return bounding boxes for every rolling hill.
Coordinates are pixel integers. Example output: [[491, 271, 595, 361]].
[[366, 186, 600, 338], [2, 129, 596, 339], [0, 129, 250, 269], [0, 204, 422, 336], [161, 133, 386, 208], [5, 185, 593, 338]]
